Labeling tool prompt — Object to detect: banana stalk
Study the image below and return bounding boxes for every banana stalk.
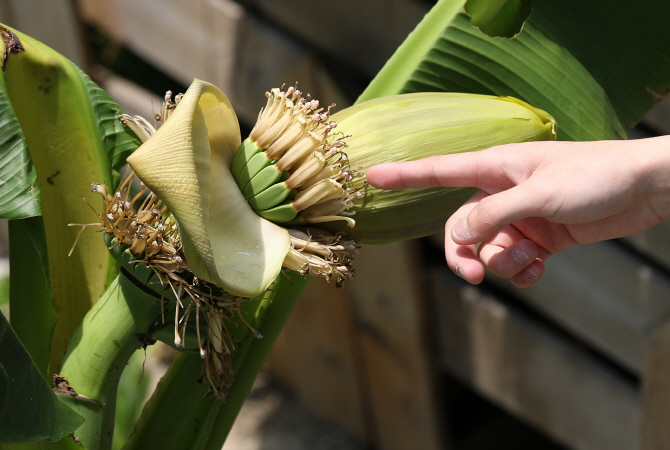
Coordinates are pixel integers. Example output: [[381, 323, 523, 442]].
[[57, 270, 162, 450], [123, 272, 310, 450], [1, 25, 114, 373]]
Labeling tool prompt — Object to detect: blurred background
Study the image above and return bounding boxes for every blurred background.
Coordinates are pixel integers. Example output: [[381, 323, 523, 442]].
[[2, 1, 670, 449]]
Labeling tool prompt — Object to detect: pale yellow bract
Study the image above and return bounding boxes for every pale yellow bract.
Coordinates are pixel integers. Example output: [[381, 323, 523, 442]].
[[127, 79, 291, 297]]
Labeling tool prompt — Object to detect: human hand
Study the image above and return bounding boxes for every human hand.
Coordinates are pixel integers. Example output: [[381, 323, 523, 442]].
[[366, 137, 670, 287]]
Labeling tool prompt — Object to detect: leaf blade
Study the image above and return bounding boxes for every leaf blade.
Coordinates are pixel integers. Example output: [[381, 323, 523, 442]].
[[357, 0, 670, 142], [8, 217, 55, 380], [400, 10, 625, 141], [0, 311, 84, 444], [0, 60, 41, 219], [78, 67, 142, 189]]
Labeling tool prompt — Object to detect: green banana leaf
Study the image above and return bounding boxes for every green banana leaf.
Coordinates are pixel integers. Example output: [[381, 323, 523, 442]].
[[0, 30, 141, 220], [0, 64, 40, 218], [360, 0, 670, 140], [0, 25, 143, 446], [0, 311, 84, 444], [78, 67, 142, 188], [8, 217, 55, 380], [1, 25, 143, 379]]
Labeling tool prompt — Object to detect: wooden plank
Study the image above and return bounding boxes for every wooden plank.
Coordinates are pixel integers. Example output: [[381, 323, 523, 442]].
[[624, 97, 670, 269], [264, 277, 369, 439], [76, 0, 348, 126], [266, 241, 447, 448], [432, 269, 640, 450], [94, 69, 162, 117], [78, 0, 243, 91], [4, 0, 86, 66], [247, 0, 430, 78], [227, 17, 350, 126], [484, 241, 670, 373], [641, 319, 670, 450], [622, 221, 670, 270], [348, 241, 446, 450]]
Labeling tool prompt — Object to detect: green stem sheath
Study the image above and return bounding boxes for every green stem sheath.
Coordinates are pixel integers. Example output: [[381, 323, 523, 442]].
[[8, 217, 55, 381], [123, 272, 310, 450], [57, 273, 162, 450], [205, 272, 310, 447]]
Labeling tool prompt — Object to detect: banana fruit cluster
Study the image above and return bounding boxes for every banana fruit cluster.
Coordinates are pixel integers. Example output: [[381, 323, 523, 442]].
[[231, 87, 358, 227]]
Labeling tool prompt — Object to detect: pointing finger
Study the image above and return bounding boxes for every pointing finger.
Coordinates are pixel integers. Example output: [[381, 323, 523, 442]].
[[366, 150, 521, 191]]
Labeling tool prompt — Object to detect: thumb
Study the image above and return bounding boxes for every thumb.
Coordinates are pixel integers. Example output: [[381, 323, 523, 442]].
[[452, 184, 545, 244]]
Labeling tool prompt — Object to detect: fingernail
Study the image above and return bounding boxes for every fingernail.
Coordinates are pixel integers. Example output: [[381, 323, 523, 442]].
[[511, 248, 532, 265], [452, 218, 472, 241], [523, 266, 538, 281], [455, 266, 464, 278]]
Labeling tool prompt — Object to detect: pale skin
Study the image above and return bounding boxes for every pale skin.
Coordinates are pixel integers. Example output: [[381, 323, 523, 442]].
[[366, 136, 670, 287]]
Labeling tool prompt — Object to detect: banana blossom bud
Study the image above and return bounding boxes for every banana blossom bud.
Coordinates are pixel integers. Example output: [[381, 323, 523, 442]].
[[328, 93, 557, 242]]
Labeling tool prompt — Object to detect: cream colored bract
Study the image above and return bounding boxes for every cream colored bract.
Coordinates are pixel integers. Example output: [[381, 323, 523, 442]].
[[127, 80, 290, 297]]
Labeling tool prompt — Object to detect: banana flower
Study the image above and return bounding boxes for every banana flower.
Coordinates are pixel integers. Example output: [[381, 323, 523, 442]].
[[119, 79, 556, 299]]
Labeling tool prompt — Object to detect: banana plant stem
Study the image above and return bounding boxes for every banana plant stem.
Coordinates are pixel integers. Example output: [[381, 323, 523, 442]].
[[204, 272, 310, 449], [57, 273, 162, 450], [123, 273, 310, 450]]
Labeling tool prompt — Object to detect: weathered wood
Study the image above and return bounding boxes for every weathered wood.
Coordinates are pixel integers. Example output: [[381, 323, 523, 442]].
[[78, 0, 243, 91], [246, 0, 430, 78], [641, 318, 670, 450], [432, 269, 640, 450], [622, 221, 670, 270], [4, 0, 86, 66], [76, 0, 348, 125], [484, 241, 670, 374], [265, 277, 369, 439], [348, 241, 446, 450], [95, 69, 161, 117], [641, 97, 670, 135], [267, 240, 446, 449]]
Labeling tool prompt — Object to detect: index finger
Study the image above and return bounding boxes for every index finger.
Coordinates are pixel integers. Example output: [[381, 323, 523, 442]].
[[366, 150, 514, 191]]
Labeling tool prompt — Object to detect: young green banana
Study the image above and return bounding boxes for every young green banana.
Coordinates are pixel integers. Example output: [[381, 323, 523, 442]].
[[235, 150, 274, 192], [246, 181, 293, 210], [241, 164, 283, 199], [256, 201, 299, 223], [231, 138, 261, 180]]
